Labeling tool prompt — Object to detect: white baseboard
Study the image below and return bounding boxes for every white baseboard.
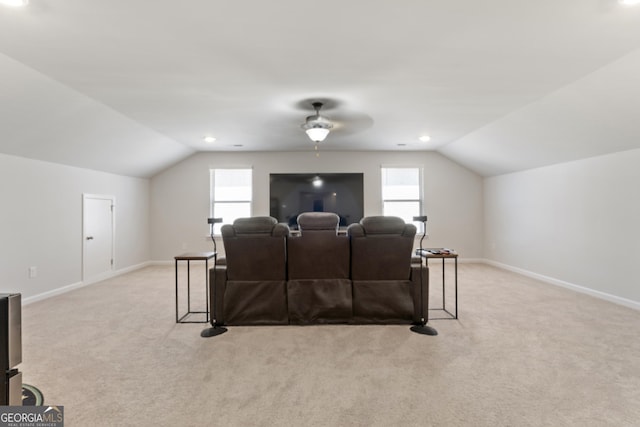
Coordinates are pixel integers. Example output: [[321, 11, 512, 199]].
[[22, 281, 86, 306], [457, 258, 484, 264], [482, 259, 640, 311], [22, 261, 153, 305], [150, 260, 173, 266]]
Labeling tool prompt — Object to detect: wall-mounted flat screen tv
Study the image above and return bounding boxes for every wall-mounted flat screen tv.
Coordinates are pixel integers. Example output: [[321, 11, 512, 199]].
[[269, 173, 364, 229]]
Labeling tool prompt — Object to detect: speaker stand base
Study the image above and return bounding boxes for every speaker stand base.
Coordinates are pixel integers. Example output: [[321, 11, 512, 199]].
[[201, 326, 228, 338], [410, 324, 438, 336]]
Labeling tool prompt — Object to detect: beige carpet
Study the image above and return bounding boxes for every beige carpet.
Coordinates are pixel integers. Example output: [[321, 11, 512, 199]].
[[21, 263, 640, 426]]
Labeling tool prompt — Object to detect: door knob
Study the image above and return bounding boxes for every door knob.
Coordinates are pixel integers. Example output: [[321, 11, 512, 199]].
[[86, 236, 94, 240]]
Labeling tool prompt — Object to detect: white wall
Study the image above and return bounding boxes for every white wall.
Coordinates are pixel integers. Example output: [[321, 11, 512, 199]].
[[150, 150, 484, 261], [484, 148, 640, 306], [0, 153, 150, 302]]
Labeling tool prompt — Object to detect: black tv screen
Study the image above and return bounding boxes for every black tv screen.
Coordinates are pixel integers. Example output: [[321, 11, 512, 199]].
[[269, 173, 364, 229]]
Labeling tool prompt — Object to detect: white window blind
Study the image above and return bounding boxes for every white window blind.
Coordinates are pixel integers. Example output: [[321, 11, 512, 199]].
[[210, 168, 252, 233], [381, 167, 424, 232]]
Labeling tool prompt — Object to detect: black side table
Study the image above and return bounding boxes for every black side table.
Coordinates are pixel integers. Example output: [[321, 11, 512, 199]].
[[175, 252, 216, 323], [419, 249, 458, 319]]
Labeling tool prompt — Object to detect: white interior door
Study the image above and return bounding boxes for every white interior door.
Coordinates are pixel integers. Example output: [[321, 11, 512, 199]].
[[83, 194, 115, 282]]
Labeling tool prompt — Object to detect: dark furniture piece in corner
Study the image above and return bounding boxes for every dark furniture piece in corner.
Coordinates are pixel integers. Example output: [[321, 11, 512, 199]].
[[347, 216, 423, 324], [211, 216, 290, 325], [1, 293, 22, 406], [287, 212, 352, 324]]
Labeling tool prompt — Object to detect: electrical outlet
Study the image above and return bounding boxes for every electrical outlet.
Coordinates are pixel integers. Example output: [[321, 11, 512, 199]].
[[28, 266, 37, 278]]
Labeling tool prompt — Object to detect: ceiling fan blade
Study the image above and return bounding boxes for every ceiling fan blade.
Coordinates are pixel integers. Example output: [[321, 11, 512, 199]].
[[330, 112, 374, 135]]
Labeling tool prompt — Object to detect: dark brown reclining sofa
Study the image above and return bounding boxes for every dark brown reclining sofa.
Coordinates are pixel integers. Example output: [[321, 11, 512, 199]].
[[210, 213, 427, 326]]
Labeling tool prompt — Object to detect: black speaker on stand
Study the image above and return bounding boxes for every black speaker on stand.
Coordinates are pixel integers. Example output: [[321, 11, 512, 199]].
[[201, 218, 228, 338], [410, 216, 438, 336]]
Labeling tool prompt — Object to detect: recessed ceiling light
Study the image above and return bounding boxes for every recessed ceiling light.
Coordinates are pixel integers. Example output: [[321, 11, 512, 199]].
[[0, 0, 28, 6], [619, 0, 640, 5], [203, 136, 216, 143], [419, 135, 431, 143]]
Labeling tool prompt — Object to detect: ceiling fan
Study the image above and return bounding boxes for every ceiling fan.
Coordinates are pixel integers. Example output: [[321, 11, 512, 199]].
[[301, 102, 334, 143]]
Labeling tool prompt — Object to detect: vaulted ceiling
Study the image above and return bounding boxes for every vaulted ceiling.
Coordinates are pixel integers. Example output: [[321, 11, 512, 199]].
[[1, 0, 639, 177]]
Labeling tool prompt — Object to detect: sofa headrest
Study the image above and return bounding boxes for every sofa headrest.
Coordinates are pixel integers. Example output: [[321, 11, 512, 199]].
[[222, 216, 289, 237], [356, 216, 416, 237], [297, 212, 340, 232], [360, 216, 405, 234], [346, 223, 365, 237]]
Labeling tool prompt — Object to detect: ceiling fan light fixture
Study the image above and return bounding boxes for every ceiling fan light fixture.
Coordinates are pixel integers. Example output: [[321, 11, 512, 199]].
[[301, 102, 333, 142], [305, 127, 331, 142]]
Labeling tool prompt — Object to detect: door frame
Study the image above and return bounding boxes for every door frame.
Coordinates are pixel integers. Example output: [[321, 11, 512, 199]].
[[82, 193, 116, 282]]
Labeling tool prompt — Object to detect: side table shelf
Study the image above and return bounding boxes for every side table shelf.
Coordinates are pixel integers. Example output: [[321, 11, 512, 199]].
[[175, 252, 216, 323]]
